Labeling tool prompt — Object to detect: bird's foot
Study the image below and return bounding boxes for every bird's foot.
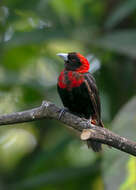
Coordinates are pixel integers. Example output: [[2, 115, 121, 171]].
[[85, 119, 96, 128], [58, 107, 69, 120], [41, 100, 50, 108], [86, 119, 91, 127]]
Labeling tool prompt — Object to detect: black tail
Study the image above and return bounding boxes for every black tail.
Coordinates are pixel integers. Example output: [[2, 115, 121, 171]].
[[87, 140, 102, 152], [87, 120, 104, 152]]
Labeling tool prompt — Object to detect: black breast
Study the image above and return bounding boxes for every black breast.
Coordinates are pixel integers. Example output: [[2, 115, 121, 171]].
[[57, 82, 95, 119]]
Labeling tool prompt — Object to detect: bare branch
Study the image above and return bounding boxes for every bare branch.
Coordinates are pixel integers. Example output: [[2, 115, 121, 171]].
[[0, 100, 136, 156]]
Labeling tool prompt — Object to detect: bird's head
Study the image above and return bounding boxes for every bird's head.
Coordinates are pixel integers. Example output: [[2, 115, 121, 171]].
[[57, 52, 90, 73]]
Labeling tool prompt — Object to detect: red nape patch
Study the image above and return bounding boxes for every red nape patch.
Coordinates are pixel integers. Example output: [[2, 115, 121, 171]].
[[76, 53, 90, 73], [58, 71, 84, 90]]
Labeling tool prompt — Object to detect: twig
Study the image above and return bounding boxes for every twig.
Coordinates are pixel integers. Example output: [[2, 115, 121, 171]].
[[0, 100, 136, 156]]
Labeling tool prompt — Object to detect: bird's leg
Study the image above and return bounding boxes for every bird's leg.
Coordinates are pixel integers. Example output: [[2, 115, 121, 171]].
[[58, 107, 69, 120]]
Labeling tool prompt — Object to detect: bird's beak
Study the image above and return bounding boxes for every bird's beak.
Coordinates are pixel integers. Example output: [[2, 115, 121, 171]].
[[57, 53, 68, 61]]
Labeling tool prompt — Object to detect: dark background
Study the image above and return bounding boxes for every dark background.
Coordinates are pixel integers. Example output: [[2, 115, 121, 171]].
[[0, 0, 136, 189]]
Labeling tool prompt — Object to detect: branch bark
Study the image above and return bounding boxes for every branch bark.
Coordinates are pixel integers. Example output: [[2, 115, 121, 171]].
[[0, 101, 136, 156]]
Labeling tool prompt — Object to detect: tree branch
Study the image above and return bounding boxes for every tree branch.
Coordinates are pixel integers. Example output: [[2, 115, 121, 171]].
[[0, 101, 136, 156]]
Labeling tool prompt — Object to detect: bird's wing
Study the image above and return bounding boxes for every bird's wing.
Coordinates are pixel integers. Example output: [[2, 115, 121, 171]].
[[84, 72, 101, 124]]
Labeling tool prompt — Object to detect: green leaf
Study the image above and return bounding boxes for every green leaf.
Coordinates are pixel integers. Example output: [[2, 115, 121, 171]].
[[2, 45, 39, 70], [50, 0, 84, 22], [92, 30, 136, 58], [105, 0, 136, 28], [120, 157, 136, 190], [6, 29, 69, 47]]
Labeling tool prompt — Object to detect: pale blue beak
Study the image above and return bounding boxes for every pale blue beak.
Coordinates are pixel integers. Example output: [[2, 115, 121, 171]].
[[57, 53, 68, 61]]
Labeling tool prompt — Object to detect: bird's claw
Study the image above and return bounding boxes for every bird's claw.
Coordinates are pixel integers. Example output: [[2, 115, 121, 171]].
[[59, 107, 69, 120], [41, 101, 49, 108], [86, 120, 91, 127]]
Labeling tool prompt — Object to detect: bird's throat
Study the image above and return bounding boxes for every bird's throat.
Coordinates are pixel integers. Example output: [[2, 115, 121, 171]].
[[58, 70, 84, 90]]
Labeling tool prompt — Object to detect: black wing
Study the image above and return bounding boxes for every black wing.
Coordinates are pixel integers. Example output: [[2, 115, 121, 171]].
[[84, 72, 103, 151], [84, 72, 101, 125]]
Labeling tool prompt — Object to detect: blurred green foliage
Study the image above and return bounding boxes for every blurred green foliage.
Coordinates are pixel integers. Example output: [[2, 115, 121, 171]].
[[0, 0, 136, 189]]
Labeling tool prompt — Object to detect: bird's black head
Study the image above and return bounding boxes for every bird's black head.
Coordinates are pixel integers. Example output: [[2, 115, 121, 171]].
[[57, 52, 90, 73]]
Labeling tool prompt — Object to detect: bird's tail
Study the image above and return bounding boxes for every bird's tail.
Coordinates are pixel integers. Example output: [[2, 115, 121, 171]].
[[87, 140, 102, 152], [87, 120, 104, 152]]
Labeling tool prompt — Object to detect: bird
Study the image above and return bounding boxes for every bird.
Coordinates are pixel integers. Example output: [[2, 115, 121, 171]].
[[57, 52, 104, 152]]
